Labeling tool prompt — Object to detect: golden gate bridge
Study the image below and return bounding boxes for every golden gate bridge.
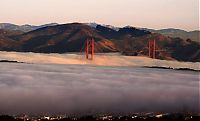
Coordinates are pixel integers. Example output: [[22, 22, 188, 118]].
[[82, 38, 161, 60]]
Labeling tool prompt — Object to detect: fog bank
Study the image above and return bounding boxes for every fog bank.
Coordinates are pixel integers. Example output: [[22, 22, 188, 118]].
[[0, 51, 199, 70], [0, 63, 199, 115]]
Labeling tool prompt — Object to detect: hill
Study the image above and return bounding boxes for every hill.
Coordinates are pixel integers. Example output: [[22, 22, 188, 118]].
[[143, 28, 200, 42], [0, 29, 23, 50], [10, 23, 151, 53], [0, 23, 58, 32], [0, 23, 199, 62]]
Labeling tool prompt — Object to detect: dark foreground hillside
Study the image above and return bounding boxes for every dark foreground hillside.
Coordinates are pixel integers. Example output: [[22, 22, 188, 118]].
[[0, 114, 199, 121]]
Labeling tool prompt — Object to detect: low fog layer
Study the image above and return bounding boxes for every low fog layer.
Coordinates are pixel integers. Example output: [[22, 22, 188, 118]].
[[0, 63, 199, 115], [0, 51, 199, 70]]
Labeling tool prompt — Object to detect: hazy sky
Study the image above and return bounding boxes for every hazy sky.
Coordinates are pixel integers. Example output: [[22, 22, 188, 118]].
[[0, 0, 199, 30]]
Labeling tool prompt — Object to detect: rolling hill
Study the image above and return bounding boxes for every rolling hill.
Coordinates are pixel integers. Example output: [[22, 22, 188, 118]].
[[0, 23, 58, 32], [0, 23, 199, 62], [143, 28, 200, 42], [0, 29, 23, 50]]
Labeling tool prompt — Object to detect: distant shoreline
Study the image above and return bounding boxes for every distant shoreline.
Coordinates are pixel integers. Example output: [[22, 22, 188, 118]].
[[0, 60, 24, 63], [143, 66, 199, 72]]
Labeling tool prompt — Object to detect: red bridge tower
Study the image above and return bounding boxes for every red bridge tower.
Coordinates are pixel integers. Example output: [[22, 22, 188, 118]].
[[148, 40, 156, 59], [86, 38, 95, 60]]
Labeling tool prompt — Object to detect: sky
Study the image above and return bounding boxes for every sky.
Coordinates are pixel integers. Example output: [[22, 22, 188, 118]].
[[0, 0, 199, 31]]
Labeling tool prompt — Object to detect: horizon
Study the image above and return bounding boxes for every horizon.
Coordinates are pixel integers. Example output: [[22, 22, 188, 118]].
[[0, 22, 199, 32], [0, 0, 199, 31]]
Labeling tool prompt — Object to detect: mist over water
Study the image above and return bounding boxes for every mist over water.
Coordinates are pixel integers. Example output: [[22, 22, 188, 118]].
[[0, 63, 199, 115]]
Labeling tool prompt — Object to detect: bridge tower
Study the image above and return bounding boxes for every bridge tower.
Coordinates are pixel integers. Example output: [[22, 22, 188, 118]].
[[86, 38, 95, 60], [148, 40, 156, 59]]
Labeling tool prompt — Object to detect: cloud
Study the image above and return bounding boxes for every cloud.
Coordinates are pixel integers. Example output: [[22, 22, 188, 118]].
[[0, 63, 199, 115], [0, 51, 199, 70]]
